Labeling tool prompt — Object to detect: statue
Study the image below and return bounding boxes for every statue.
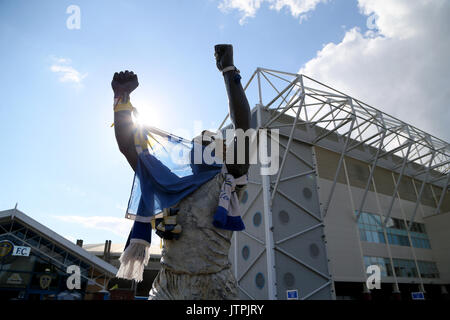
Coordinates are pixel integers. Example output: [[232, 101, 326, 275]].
[[112, 45, 251, 300]]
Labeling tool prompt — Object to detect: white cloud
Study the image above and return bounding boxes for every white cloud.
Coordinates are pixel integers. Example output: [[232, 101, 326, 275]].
[[218, 0, 327, 24], [53, 215, 133, 239], [52, 57, 72, 64], [300, 0, 450, 141], [50, 56, 87, 84]]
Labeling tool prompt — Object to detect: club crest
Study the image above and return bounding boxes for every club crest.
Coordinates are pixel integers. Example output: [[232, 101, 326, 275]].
[[0, 240, 14, 258]]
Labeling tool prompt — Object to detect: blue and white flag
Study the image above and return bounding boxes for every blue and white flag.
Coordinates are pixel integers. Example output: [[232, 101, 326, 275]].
[[117, 124, 224, 281]]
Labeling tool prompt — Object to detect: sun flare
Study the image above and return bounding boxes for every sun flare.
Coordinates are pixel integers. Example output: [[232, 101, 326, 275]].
[[131, 98, 160, 127]]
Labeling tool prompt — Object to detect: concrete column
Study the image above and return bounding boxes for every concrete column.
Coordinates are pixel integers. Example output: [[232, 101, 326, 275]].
[[419, 283, 426, 293], [441, 285, 448, 295], [441, 285, 450, 301], [392, 283, 401, 301], [362, 283, 372, 301], [419, 283, 427, 300]]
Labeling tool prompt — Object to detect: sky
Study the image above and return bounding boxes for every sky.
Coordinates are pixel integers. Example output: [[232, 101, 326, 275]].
[[0, 0, 449, 246]]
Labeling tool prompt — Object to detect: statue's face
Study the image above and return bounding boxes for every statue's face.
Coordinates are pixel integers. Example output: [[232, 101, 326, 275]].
[[191, 132, 226, 163], [204, 140, 227, 163], [189, 137, 226, 172]]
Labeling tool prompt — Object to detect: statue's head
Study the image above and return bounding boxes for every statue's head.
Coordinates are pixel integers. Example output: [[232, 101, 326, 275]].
[[189, 130, 226, 173]]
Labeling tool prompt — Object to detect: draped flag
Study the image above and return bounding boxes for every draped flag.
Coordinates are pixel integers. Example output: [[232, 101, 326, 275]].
[[115, 107, 247, 282], [116, 123, 224, 281]]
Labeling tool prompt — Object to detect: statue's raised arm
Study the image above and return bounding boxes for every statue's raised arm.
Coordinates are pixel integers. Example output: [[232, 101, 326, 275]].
[[112, 70, 139, 171], [215, 44, 252, 178]]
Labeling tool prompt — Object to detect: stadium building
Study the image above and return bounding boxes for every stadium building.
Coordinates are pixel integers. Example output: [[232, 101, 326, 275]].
[[0, 207, 161, 300], [0, 208, 117, 300], [226, 68, 450, 301]]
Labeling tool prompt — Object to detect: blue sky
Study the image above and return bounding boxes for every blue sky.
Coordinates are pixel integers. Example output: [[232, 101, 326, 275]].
[[1, 0, 448, 245]]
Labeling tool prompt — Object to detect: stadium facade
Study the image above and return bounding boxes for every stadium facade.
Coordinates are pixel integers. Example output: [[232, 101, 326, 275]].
[[227, 68, 450, 300], [0, 208, 117, 300]]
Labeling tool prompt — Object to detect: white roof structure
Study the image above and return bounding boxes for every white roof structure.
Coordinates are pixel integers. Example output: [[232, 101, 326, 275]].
[[0, 208, 117, 276]]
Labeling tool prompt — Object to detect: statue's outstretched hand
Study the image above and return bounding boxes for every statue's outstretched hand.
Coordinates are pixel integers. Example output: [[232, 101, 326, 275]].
[[214, 44, 234, 71], [111, 70, 139, 99]]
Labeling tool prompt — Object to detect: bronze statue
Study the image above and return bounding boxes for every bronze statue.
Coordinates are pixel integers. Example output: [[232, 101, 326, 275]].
[[112, 44, 251, 299]]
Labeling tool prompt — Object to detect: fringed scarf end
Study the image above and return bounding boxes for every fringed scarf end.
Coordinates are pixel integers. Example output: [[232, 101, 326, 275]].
[[116, 240, 151, 282]]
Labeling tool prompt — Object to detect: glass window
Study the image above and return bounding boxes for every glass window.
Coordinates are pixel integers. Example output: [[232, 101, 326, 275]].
[[418, 261, 439, 279], [366, 214, 376, 225], [360, 230, 367, 242], [385, 261, 393, 277], [378, 232, 386, 243], [393, 259, 419, 278], [362, 212, 370, 224], [363, 256, 392, 277], [373, 215, 381, 224], [363, 256, 370, 266], [255, 273, 265, 289], [240, 191, 248, 204], [374, 231, 381, 242], [357, 211, 431, 249]]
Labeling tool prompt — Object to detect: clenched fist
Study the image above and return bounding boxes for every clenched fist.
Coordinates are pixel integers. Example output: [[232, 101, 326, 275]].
[[111, 70, 139, 99], [214, 44, 234, 71]]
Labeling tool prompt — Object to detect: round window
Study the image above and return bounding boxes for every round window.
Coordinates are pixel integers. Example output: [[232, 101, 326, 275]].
[[309, 243, 320, 258], [279, 210, 290, 224], [253, 212, 262, 227], [255, 272, 265, 289], [283, 272, 295, 288], [303, 187, 312, 199], [241, 190, 248, 204], [242, 246, 250, 260]]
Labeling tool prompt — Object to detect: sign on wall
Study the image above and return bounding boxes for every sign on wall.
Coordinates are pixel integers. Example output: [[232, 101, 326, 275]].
[[6, 273, 23, 285], [0, 240, 31, 257], [0, 240, 14, 257], [287, 289, 299, 300], [40, 274, 53, 290], [12, 246, 31, 257], [411, 292, 425, 300]]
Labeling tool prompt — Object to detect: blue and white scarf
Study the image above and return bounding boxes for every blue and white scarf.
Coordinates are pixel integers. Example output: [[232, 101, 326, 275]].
[[116, 123, 246, 282]]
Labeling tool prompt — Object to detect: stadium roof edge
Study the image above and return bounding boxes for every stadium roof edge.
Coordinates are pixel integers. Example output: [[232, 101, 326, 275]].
[[0, 208, 118, 276]]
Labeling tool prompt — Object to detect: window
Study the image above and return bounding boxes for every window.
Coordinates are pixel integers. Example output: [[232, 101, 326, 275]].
[[242, 246, 250, 260], [393, 259, 418, 278], [363, 256, 393, 277], [253, 212, 262, 227], [357, 211, 431, 249], [357, 212, 386, 244], [418, 261, 439, 279], [255, 273, 265, 289], [240, 191, 248, 204]]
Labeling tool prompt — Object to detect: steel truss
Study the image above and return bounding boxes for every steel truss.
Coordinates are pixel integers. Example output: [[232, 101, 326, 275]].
[[221, 68, 450, 300], [0, 219, 113, 291]]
